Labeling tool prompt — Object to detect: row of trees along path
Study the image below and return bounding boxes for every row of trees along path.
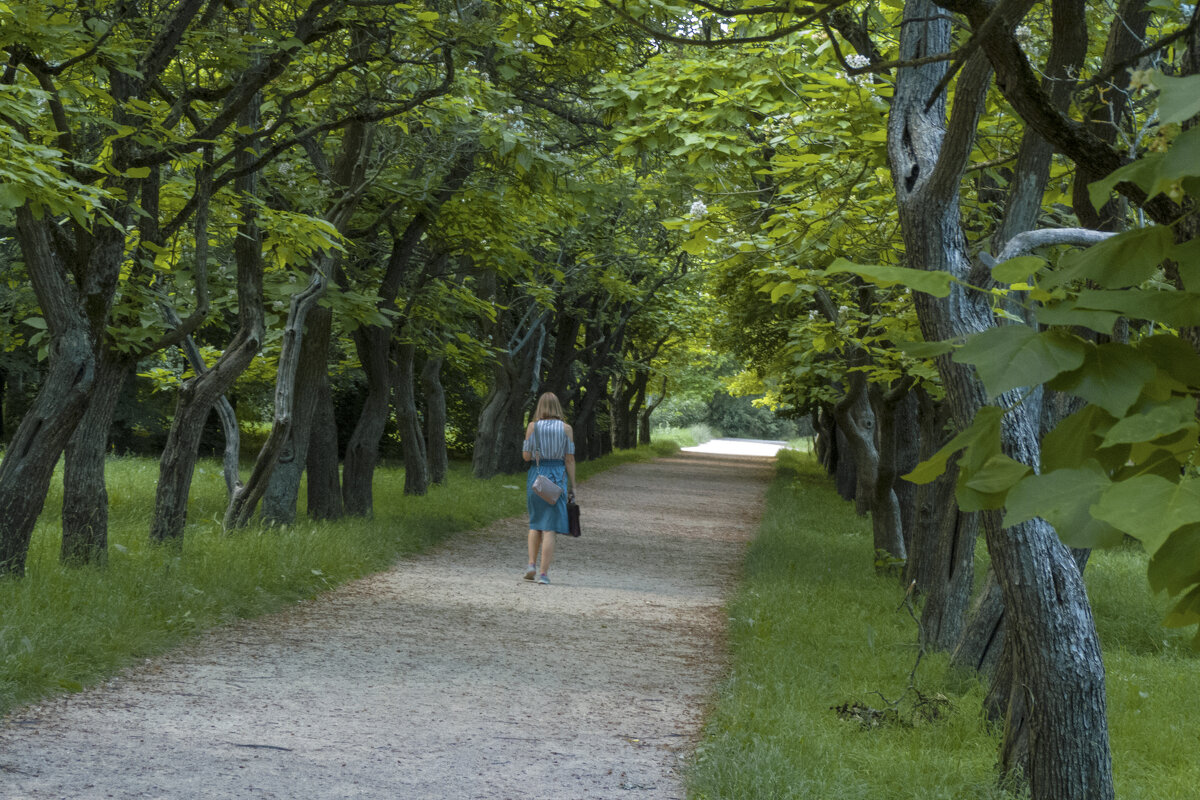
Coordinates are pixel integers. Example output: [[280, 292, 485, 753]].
[[0, 451, 772, 800], [3, 3, 1199, 800]]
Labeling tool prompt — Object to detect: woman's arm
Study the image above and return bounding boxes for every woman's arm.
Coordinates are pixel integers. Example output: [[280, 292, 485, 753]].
[[564, 424, 576, 492], [522, 421, 536, 462]]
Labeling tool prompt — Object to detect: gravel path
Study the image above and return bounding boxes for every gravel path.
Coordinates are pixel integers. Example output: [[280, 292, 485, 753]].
[[1, 449, 773, 800]]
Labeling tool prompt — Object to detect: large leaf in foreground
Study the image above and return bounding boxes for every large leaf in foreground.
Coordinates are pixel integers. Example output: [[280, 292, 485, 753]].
[[1004, 465, 1123, 548], [1049, 343, 1157, 417], [952, 326, 1086, 396], [1091, 476, 1200, 555], [825, 259, 954, 297]]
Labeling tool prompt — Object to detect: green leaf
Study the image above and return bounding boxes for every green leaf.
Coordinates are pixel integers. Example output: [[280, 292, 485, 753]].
[[125, 166, 151, 179], [0, 183, 25, 208], [1048, 343, 1157, 417], [1073, 288, 1200, 327], [1004, 465, 1123, 548], [1162, 585, 1200, 633], [1034, 302, 1119, 335], [1153, 71, 1200, 126], [533, 34, 554, 47], [1088, 153, 1165, 211], [1172, 238, 1200, 291], [826, 258, 954, 297], [1137, 335, 1200, 388], [952, 326, 1086, 397], [1041, 404, 1113, 473], [1091, 475, 1200, 554], [1044, 225, 1174, 289], [1148, 525, 1200, 596], [963, 453, 1030, 493], [895, 339, 954, 358], [991, 255, 1047, 284], [1100, 399, 1198, 448], [904, 406, 1003, 485]]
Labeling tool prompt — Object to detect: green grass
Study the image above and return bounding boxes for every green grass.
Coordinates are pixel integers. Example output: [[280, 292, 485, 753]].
[[0, 445, 665, 717], [652, 424, 716, 448], [688, 449, 1200, 800]]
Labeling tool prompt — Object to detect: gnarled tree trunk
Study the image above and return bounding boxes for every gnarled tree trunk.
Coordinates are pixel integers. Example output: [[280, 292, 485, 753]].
[[151, 115, 266, 542], [888, 5, 1112, 797], [343, 325, 394, 517], [61, 353, 133, 565], [0, 208, 99, 575], [422, 355, 448, 485], [306, 373, 343, 520], [393, 341, 428, 496]]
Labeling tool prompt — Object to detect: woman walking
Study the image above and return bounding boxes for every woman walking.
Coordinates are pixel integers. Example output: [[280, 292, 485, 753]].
[[522, 392, 576, 585]]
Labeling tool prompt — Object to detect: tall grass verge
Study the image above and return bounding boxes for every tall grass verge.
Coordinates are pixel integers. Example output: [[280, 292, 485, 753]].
[[653, 424, 716, 448], [688, 449, 1200, 800], [0, 445, 662, 717]]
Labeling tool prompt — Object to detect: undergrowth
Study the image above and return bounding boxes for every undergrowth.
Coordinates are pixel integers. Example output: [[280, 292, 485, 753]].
[[0, 445, 667, 717], [688, 449, 1200, 800]]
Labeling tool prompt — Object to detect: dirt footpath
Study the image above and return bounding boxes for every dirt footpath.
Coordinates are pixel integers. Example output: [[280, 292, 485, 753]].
[[1, 450, 773, 800]]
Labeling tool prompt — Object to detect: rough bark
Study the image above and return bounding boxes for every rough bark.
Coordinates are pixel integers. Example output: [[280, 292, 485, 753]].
[[892, 390, 920, 555], [393, 341, 429, 496], [225, 258, 330, 528], [832, 375, 906, 567], [951, 567, 1006, 677], [343, 325, 394, 517], [61, 354, 133, 565], [422, 356, 448, 485], [919, 468, 980, 652], [903, 389, 946, 593], [834, 424, 856, 501], [261, 304, 329, 524], [306, 373, 343, 520]]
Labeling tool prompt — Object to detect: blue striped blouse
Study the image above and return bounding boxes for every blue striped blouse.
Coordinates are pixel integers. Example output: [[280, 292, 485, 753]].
[[523, 419, 575, 461]]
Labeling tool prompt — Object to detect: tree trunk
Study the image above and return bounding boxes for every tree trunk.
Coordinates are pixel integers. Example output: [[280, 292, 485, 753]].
[[342, 325, 393, 516], [225, 257, 329, 528], [61, 353, 133, 565], [151, 113, 266, 542], [472, 354, 516, 479], [306, 373, 343, 520], [422, 355, 448, 485], [261, 303, 329, 524], [832, 376, 906, 567], [0, 208, 98, 576], [919, 466, 980, 652], [903, 388, 945, 593], [888, 5, 1113, 797], [393, 341, 428, 496], [892, 389, 920, 554], [834, 424, 856, 501], [950, 567, 1006, 676], [638, 377, 666, 447]]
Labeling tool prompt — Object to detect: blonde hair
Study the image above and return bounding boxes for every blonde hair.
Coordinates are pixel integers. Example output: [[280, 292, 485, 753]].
[[533, 391, 565, 421]]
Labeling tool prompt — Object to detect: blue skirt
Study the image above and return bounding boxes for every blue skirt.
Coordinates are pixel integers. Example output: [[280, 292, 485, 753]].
[[527, 459, 568, 534]]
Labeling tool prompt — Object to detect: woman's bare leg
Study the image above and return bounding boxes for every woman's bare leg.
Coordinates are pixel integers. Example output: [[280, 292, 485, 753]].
[[539, 531, 555, 574], [528, 529, 541, 568]]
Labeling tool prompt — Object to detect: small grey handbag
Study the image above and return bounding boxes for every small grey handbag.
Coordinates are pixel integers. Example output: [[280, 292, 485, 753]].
[[532, 473, 563, 504]]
